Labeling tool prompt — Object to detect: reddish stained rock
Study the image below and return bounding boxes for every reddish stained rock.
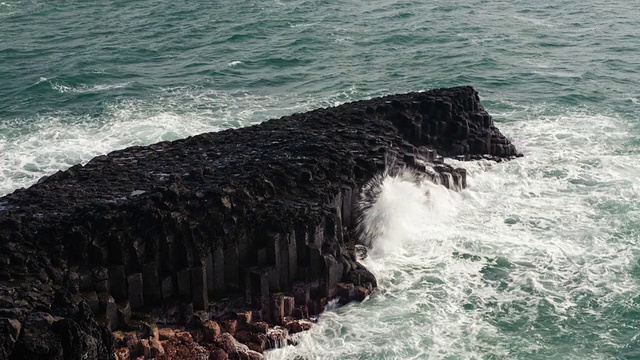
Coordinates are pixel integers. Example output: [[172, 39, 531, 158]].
[[221, 319, 237, 335], [160, 341, 177, 358], [236, 311, 252, 326], [190, 329, 205, 343], [174, 343, 195, 359], [208, 347, 229, 360], [149, 338, 165, 358], [176, 331, 194, 345], [285, 321, 311, 334], [115, 347, 130, 360], [213, 333, 236, 354], [240, 350, 264, 360], [353, 286, 369, 301], [158, 327, 175, 341], [202, 320, 221, 342], [247, 321, 269, 334], [157, 335, 198, 360], [234, 330, 267, 351], [245, 342, 264, 354]]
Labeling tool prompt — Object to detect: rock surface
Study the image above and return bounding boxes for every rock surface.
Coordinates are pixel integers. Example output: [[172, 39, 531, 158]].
[[0, 86, 519, 359]]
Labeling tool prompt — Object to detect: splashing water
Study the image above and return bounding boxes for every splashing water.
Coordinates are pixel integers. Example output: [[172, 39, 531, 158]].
[[356, 169, 461, 257], [267, 110, 640, 360]]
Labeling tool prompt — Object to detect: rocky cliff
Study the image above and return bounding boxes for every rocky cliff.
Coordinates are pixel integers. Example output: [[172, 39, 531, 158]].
[[0, 86, 519, 359]]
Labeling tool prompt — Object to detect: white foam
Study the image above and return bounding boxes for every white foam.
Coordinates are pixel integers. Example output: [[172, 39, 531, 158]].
[[50, 81, 131, 94], [267, 111, 640, 359], [0, 87, 372, 195], [0, 105, 221, 195], [228, 60, 243, 67]]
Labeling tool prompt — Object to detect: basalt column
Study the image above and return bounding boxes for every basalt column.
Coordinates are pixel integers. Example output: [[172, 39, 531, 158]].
[[0, 86, 519, 359]]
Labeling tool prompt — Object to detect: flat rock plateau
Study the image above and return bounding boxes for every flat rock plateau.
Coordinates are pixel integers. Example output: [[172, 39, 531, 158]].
[[0, 86, 520, 360]]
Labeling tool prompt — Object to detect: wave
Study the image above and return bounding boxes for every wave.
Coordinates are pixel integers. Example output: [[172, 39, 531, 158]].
[[0, 87, 379, 196], [50, 81, 132, 94], [266, 110, 640, 359]]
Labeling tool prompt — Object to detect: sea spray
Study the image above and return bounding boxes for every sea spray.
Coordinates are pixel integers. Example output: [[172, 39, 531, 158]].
[[267, 110, 640, 359], [356, 168, 461, 256]]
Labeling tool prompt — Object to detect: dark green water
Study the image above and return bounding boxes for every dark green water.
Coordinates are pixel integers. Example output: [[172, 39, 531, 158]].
[[1, 1, 639, 359]]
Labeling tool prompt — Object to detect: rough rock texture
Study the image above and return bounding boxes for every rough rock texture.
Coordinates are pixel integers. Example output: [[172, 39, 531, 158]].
[[0, 86, 519, 359]]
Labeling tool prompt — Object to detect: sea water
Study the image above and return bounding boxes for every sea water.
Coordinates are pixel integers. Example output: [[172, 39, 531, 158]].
[[1, 1, 639, 358]]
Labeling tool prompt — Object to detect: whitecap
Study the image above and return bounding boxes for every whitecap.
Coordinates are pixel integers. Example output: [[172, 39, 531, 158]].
[[50, 81, 131, 94]]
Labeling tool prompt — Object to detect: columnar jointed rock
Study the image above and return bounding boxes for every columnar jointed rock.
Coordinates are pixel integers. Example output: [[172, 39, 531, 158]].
[[0, 86, 519, 359]]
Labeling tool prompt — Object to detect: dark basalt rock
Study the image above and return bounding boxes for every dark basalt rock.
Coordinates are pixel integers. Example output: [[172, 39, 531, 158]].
[[0, 86, 519, 359]]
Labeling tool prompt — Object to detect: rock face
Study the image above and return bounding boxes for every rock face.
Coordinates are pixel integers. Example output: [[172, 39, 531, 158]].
[[0, 86, 519, 359]]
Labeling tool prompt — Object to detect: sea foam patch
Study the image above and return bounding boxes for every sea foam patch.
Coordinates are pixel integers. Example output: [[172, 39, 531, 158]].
[[266, 109, 640, 359], [0, 87, 376, 196]]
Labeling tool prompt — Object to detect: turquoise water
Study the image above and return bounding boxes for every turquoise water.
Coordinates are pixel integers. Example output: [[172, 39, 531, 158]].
[[1, 1, 639, 359]]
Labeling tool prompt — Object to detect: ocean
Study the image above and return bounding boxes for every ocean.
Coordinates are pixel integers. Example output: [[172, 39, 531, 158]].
[[1, 0, 639, 359]]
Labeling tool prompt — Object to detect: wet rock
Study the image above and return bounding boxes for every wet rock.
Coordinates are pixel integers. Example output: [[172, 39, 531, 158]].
[[265, 327, 288, 350], [247, 321, 269, 335], [176, 331, 194, 345], [221, 319, 237, 335], [148, 338, 165, 358], [208, 347, 229, 360], [353, 286, 370, 302], [284, 320, 312, 335], [202, 320, 221, 342], [213, 333, 236, 355], [158, 327, 175, 341], [0, 86, 519, 358], [0, 318, 21, 358], [115, 347, 130, 360]]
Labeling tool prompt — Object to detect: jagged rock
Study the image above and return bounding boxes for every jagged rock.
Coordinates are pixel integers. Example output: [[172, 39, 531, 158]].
[[284, 320, 312, 335], [148, 338, 165, 358], [208, 347, 229, 360], [13, 312, 63, 358], [221, 319, 237, 336], [158, 327, 175, 341], [114, 347, 129, 360], [0, 86, 519, 359], [265, 327, 288, 350], [202, 320, 221, 342], [0, 318, 21, 358]]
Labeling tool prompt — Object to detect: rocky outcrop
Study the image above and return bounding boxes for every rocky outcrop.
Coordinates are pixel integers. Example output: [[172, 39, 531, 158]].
[[0, 86, 519, 359]]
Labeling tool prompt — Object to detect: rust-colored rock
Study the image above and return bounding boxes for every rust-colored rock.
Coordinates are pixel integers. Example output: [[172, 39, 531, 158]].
[[285, 320, 312, 334], [202, 320, 221, 342], [208, 347, 229, 360], [221, 319, 237, 335], [176, 331, 194, 345], [149, 339, 165, 358], [158, 327, 175, 341], [213, 333, 236, 355], [115, 347, 130, 360], [247, 321, 269, 335]]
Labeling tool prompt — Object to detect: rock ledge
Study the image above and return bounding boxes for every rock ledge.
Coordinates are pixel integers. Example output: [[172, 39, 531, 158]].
[[0, 86, 519, 359]]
